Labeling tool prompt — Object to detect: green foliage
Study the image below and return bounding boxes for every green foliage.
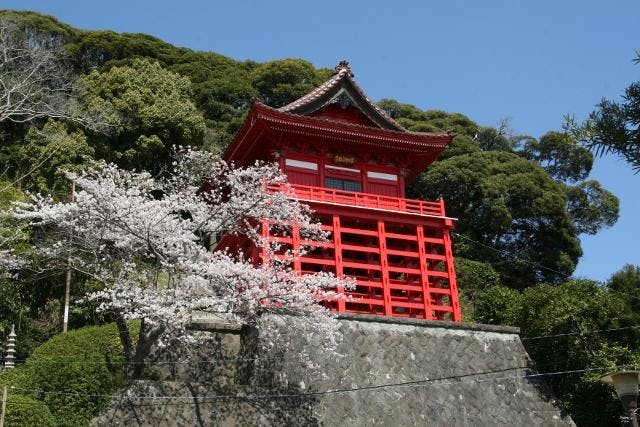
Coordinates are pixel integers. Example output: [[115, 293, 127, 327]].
[[576, 53, 640, 171], [455, 258, 502, 321], [517, 280, 637, 426], [473, 286, 522, 325], [176, 57, 256, 123], [378, 100, 478, 137], [0, 10, 75, 41], [80, 58, 207, 171], [566, 180, 619, 235], [521, 131, 594, 182], [455, 258, 501, 292], [410, 151, 581, 287], [474, 126, 513, 152], [4, 393, 57, 427], [17, 120, 93, 195], [0, 322, 137, 426], [251, 59, 331, 107], [607, 264, 640, 322], [439, 134, 481, 160], [0, 180, 29, 248], [517, 280, 628, 338], [474, 278, 640, 426]]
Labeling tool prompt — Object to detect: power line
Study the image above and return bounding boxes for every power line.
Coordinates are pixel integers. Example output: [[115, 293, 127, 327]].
[[2, 363, 631, 402], [452, 232, 571, 279], [522, 325, 640, 341]]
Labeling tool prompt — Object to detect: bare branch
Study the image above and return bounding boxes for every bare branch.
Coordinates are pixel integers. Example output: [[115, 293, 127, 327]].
[[0, 16, 111, 132]]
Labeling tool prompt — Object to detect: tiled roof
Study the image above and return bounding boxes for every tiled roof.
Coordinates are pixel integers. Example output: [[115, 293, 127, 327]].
[[277, 61, 407, 132], [262, 102, 452, 141]]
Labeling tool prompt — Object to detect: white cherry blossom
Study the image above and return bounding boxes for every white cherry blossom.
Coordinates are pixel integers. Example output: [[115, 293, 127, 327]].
[[6, 148, 351, 378]]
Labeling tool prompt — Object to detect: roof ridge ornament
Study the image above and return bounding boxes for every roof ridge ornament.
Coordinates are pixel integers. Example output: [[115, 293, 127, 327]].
[[334, 60, 354, 77]]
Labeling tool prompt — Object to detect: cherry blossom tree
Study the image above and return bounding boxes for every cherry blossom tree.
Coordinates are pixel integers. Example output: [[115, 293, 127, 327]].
[[6, 148, 348, 379]]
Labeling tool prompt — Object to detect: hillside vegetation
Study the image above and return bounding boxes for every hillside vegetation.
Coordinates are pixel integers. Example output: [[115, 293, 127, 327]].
[[0, 10, 638, 426]]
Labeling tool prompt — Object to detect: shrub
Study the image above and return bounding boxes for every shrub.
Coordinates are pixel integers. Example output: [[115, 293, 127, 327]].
[[0, 322, 137, 426], [4, 393, 56, 427]]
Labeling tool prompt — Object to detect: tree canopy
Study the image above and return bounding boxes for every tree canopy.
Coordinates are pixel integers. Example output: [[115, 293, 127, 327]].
[[572, 52, 640, 171], [475, 279, 640, 426], [0, 10, 634, 426], [382, 100, 618, 287], [80, 58, 207, 171], [410, 150, 581, 287]]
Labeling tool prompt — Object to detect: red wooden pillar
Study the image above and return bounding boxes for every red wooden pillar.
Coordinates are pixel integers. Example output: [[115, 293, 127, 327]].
[[416, 225, 434, 320], [442, 228, 461, 321], [260, 219, 271, 265], [377, 220, 392, 316], [332, 215, 346, 312], [291, 219, 302, 273]]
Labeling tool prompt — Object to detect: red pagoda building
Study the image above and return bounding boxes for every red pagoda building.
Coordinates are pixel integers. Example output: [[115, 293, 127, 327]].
[[219, 61, 461, 322]]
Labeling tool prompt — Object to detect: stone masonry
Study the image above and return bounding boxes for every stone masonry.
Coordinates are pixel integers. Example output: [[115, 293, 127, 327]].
[[92, 314, 575, 427]]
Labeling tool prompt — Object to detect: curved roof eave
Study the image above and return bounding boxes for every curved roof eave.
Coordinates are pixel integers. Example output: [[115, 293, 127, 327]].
[[278, 62, 407, 132]]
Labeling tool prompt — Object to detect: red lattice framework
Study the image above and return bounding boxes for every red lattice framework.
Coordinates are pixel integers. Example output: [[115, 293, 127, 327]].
[[256, 184, 462, 322]]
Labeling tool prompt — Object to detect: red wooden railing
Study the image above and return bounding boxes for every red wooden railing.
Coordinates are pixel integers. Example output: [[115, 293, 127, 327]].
[[267, 184, 446, 217], [260, 214, 462, 322], [230, 183, 463, 321]]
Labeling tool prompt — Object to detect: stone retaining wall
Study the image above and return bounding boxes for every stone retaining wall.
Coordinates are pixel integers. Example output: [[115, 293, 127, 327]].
[[92, 314, 574, 426]]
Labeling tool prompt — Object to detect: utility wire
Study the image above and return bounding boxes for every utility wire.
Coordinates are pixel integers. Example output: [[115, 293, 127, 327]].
[[452, 232, 571, 279], [522, 325, 640, 341], [2, 363, 631, 402]]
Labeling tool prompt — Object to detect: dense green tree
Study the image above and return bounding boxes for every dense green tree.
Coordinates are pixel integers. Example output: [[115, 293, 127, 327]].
[[80, 58, 206, 171], [517, 281, 637, 427], [474, 126, 513, 152], [13, 120, 93, 195], [379, 99, 478, 136], [520, 131, 594, 182], [607, 264, 640, 322], [455, 258, 502, 320], [566, 180, 619, 235], [0, 322, 138, 426], [3, 394, 56, 427], [473, 286, 522, 325], [475, 279, 640, 426], [251, 59, 332, 107], [409, 151, 582, 287]]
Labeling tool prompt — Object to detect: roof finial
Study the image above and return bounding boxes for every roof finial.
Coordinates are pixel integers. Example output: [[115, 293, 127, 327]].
[[334, 60, 354, 77]]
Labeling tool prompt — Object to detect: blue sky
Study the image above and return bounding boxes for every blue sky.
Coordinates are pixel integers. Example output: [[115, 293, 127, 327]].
[[3, 0, 639, 281]]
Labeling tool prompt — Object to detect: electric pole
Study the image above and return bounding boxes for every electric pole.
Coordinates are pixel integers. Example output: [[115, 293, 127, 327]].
[[62, 180, 75, 333]]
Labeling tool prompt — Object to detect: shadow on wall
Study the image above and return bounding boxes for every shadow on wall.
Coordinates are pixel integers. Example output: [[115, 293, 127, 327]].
[[91, 323, 319, 427]]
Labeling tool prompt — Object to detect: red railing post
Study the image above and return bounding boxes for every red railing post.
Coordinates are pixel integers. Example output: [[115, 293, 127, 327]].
[[377, 220, 393, 316], [442, 229, 461, 322], [291, 218, 302, 273], [416, 225, 434, 320], [332, 215, 346, 312], [260, 219, 271, 265]]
